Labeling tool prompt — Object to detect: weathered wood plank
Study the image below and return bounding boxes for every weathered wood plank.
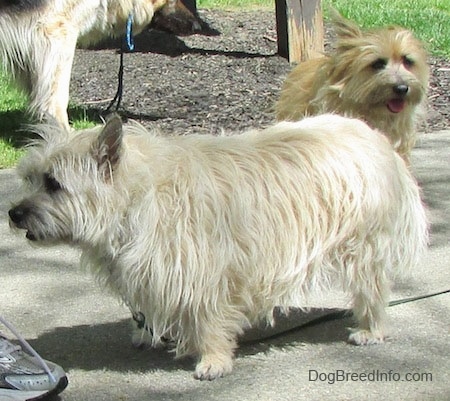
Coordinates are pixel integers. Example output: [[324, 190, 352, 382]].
[[275, 0, 324, 63]]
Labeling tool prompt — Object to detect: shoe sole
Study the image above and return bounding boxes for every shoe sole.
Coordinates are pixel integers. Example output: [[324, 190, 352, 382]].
[[0, 376, 68, 401]]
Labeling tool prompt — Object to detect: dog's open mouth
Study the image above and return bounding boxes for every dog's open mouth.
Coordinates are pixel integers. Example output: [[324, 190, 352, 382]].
[[387, 98, 406, 113]]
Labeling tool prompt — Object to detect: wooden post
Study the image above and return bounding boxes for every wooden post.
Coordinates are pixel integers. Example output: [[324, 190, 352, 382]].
[[275, 0, 324, 63]]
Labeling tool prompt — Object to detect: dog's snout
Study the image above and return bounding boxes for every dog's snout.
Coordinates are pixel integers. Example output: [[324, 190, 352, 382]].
[[393, 84, 409, 96], [9, 206, 27, 224]]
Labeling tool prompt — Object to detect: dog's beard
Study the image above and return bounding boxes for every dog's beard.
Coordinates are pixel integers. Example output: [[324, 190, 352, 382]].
[[9, 199, 74, 243]]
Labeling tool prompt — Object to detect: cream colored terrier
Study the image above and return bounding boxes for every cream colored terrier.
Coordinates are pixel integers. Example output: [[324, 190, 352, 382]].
[[0, 0, 197, 129], [275, 10, 429, 162], [9, 114, 428, 380]]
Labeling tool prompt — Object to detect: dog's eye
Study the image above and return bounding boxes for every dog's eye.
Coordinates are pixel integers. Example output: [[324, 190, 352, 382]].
[[44, 173, 62, 193], [403, 56, 415, 68], [371, 58, 387, 70]]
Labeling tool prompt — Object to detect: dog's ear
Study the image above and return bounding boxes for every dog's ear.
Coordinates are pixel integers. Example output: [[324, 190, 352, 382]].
[[330, 7, 362, 39], [94, 114, 123, 181]]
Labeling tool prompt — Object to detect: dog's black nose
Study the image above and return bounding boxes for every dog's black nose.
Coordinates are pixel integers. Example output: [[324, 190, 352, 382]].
[[393, 84, 409, 96], [9, 207, 25, 224]]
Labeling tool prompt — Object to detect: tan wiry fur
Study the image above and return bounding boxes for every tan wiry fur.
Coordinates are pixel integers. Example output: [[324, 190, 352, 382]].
[[275, 10, 429, 162], [0, 0, 196, 129], [9, 114, 428, 380]]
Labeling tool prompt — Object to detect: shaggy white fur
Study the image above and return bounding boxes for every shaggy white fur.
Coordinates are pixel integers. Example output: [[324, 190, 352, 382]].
[[10, 114, 428, 380]]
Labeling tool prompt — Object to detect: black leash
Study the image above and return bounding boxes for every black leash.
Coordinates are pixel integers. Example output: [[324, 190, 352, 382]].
[[251, 289, 450, 342], [104, 13, 135, 115], [388, 288, 450, 306]]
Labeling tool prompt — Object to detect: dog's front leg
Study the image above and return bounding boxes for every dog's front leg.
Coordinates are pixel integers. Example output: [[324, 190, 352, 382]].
[[193, 328, 237, 381]]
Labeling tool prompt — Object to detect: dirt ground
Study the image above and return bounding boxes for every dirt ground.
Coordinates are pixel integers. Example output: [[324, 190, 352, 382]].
[[70, 9, 449, 135]]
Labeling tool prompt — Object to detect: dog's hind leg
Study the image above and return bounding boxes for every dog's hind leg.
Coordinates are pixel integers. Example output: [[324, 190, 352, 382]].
[[347, 269, 390, 345], [28, 23, 78, 130]]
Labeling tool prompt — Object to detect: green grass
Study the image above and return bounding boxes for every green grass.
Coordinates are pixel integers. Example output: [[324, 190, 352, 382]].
[[0, 75, 28, 168], [0, 74, 97, 168], [0, 0, 448, 168], [0, 140, 25, 169], [324, 0, 450, 58]]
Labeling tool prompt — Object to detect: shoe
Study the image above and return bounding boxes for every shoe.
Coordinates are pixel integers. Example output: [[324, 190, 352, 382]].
[[0, 316, 68, 401]]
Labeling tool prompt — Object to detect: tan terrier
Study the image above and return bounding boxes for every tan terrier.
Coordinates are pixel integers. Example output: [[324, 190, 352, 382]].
[[275, 10, 429, 162]]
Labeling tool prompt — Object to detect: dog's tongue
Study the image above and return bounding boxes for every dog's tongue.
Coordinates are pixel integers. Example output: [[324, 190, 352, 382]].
[[387, 99, 406, 113]]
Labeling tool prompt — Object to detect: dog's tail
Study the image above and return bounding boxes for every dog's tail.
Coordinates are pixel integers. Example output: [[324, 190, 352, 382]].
[[389, 155, 429, 276]]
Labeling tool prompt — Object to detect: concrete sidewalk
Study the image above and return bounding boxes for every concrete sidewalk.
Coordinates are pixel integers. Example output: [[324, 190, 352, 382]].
[[0, 130, 449, 401]]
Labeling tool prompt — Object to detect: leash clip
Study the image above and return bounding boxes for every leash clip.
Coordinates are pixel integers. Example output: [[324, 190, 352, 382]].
[[126, 13, 135, 52]]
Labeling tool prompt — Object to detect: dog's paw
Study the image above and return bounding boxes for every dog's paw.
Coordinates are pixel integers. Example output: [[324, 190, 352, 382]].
[[194, 355, 233, 381], [348, 329, 385, 345]]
